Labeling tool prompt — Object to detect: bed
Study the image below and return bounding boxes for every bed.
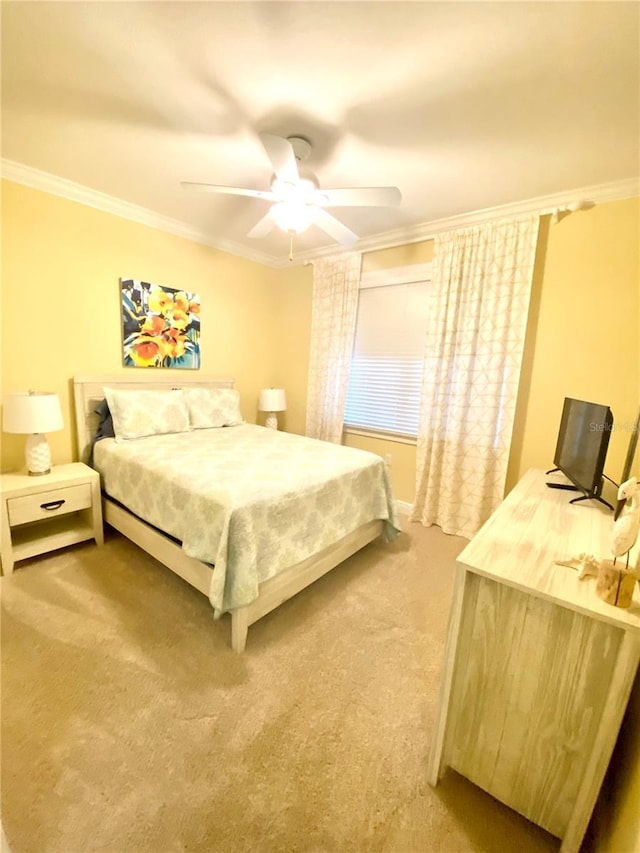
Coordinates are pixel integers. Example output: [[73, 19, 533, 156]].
[[73, 375, 400, 652]]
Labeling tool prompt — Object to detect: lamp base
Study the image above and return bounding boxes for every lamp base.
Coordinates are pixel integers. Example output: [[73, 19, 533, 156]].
[[26, 433, 52, 475], [265, 412, 278, 430]]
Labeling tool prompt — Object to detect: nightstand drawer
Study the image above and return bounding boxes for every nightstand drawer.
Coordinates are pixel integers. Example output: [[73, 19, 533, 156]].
[[7, 483, 92, 526]]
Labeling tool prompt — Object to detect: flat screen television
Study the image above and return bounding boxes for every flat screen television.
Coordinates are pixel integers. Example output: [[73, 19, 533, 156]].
[[548, 397, 613, 509]]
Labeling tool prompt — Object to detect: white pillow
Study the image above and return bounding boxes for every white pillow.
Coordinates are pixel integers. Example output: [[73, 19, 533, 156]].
[[104, 387, 191, 441], [184, 387, 243, 429]]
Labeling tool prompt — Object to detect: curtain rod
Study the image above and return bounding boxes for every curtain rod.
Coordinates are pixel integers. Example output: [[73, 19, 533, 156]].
[[299, 199, 597, 266]]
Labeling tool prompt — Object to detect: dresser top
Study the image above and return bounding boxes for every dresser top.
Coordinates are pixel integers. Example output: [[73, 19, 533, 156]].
[[458, 468, 640, 633]]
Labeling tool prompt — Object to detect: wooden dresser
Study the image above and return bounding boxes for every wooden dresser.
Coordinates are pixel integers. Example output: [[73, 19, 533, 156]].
[[428, 468, 640, 853]]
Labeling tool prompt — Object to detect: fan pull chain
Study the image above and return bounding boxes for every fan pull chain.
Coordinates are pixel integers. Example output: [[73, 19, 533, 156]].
[[289, 233, 294, 262]]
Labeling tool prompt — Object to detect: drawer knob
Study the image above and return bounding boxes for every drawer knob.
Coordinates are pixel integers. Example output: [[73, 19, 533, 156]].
[[40, 499, 66, 511]]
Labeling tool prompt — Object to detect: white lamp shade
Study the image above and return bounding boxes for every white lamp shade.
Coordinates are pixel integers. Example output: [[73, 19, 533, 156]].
[[258, 388, 287, 413], [3, 392, 64, 434]]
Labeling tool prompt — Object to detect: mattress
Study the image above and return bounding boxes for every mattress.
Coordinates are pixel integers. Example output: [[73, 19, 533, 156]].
[[93, 424, 400, 613]]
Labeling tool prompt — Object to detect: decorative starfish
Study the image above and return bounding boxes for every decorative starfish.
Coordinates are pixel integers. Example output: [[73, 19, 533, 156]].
[[555, 552, 600, 579]]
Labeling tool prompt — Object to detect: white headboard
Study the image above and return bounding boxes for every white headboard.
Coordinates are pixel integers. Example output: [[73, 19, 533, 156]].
[[73, 374, 235, 464]]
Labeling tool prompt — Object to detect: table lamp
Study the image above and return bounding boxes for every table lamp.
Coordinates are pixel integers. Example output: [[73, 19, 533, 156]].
[[258, 388, 286, 430], [3, 391, 64, 475]]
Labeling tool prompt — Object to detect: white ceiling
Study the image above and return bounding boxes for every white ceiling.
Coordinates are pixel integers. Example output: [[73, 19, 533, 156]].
[[2, 1, 639, 265]]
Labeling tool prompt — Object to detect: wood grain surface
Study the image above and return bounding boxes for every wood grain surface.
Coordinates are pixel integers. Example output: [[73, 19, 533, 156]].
[[429, 469, 640, 852]]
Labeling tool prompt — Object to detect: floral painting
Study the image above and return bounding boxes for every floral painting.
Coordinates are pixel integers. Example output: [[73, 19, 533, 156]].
[[120, 279, 201, 369]]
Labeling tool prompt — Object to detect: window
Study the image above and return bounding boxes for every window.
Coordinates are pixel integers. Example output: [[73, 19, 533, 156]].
[[344, 264, 432, 440]]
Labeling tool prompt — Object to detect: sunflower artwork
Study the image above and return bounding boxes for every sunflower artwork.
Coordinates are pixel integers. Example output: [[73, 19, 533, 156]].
[[121, 279, 201, 369]]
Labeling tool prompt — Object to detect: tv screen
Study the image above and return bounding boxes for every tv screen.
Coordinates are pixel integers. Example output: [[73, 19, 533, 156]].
[[553, 397, 613, 497]]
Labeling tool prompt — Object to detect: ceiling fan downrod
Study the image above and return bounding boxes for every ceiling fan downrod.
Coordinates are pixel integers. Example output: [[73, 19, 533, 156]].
[[287, 136, 312, 163]]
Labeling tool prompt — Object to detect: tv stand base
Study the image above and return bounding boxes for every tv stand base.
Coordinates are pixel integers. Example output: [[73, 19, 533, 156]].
[[546, 482, 579, 491], [545, 481, 614, 512], [570, 493, 614, 512]]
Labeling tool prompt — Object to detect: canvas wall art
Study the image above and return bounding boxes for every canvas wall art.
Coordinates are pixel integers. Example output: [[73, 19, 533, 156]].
[[120, 278, 201, 369]]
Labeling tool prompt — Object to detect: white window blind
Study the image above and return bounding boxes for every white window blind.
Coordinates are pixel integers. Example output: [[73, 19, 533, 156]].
[[344, 270, 432, 438]]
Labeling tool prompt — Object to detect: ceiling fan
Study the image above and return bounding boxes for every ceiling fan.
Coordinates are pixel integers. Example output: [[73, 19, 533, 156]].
[[181, 134, 402, 256]]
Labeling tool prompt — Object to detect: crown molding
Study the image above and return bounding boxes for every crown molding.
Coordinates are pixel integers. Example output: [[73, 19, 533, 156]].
[[1, 159, 281, 268], [288, 176, 640, 267], [2, 158, 637, 270]]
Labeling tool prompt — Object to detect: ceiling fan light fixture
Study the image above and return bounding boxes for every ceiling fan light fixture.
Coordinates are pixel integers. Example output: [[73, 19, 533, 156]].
[[271, 201, 316, 235], [183, 134, 399, 253], [272, 176, 317, 204]]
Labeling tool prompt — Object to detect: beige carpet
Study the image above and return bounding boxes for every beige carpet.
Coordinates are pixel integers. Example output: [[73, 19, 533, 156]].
[[2, 519, 560, 853]]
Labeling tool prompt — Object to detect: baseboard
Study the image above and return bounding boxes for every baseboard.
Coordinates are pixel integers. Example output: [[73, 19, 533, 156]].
[[396, 500, 414, 516]]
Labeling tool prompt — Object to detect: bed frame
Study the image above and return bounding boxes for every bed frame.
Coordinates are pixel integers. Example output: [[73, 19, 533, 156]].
[[73, 375, 384, 652]]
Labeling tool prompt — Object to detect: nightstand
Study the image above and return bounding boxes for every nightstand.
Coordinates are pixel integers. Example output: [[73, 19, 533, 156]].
[[0, 462, 103, 575]]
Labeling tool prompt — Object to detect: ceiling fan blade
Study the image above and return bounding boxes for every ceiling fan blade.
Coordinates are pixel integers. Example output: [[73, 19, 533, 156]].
[[247, 210, 276, 239], [316, 187, 402, 208], [313, 209, 359, 246], [181, 182, 276, 201], [259, 134, 299, 184]]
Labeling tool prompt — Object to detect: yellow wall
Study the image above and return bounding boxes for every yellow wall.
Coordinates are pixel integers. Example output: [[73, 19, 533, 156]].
[[346, 200, 639, 506], [598, 205, 640, 844], [509, 198, 639, 505], [352, 204, 638, 853], [0, 180, 282, 470], [3, 185, 637, 502], [269, 263, 313, 437], [2, 179, 639, 851]]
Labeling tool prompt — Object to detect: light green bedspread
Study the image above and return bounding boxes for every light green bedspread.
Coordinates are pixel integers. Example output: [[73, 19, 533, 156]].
[[94, 424, 400, 614]]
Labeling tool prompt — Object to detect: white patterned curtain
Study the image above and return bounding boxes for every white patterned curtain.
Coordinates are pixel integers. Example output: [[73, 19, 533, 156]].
[[411, 216, 539, 538], [305, 253, 362, 443]]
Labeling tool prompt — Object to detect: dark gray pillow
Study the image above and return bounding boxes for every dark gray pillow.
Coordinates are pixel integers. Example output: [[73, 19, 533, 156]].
[[94, 398, 115, 439], [88, 399, 115, 467]]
